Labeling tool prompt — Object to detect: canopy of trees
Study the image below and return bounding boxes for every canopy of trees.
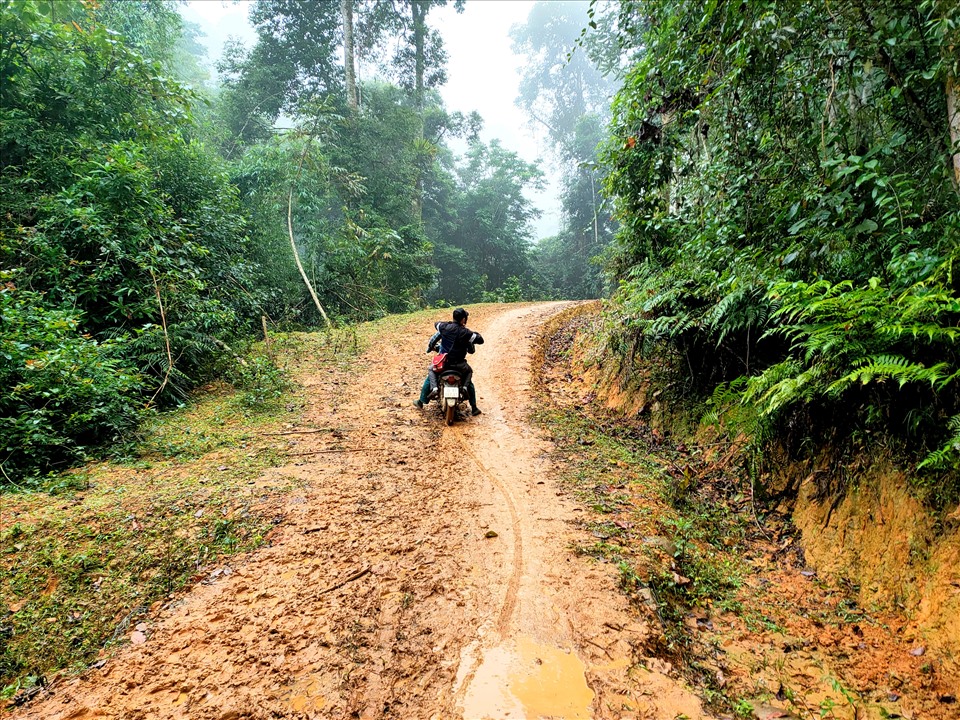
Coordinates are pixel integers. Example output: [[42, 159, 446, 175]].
[[1, 0, 259, 480], [0, 0, 547, 484]]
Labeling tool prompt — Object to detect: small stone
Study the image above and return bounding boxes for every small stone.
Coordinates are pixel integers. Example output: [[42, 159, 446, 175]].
[[641, 536, 677, 555], [484, 530, 499, 539]]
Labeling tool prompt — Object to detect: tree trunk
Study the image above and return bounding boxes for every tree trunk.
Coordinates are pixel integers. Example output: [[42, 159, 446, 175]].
[[409, 1, 428, 222], [288, 187, 332, 328], [412, 1, 426, 113], [341, 0, 357, 111], [948, 73, 959, 191], [289, 125, 332, 329]]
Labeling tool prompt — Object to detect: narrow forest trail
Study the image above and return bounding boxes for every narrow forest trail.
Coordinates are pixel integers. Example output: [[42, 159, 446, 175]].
[[12, 303, 704, 720]]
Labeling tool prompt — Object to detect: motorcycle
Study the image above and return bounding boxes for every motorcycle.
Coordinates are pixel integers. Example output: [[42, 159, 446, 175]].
[[436, 368, 469, 426]]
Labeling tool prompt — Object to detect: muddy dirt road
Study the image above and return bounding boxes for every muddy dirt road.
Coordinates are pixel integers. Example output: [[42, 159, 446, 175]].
[[13, 303, 704, 719]]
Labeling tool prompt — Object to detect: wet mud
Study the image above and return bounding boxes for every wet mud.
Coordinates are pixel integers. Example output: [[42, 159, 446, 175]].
[[10, 303, 704, 720]]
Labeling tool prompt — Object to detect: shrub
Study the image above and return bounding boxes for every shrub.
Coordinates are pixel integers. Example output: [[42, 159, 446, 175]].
[[0, 286, 144, 485]]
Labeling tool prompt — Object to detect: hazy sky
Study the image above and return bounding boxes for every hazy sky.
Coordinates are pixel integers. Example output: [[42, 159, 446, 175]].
[[180, 0, 563, 239]]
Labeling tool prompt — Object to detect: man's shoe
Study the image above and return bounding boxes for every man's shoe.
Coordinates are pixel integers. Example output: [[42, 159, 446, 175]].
[[471, 407, 482, 416], [414, 400, 424, 409]]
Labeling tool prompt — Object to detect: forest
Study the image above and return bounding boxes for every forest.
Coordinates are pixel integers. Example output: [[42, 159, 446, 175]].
[[2, 0, 957, 500], [5, 0, 957, 495], [1, 0, 615, 484]]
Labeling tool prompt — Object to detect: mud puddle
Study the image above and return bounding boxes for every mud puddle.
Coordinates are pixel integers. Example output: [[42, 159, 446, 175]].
[[460, 636, 593, 719]]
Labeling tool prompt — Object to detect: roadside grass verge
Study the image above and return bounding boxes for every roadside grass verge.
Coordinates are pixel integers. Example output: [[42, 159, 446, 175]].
[[531, 304, 752, 712], [0, 320, 396, 703]]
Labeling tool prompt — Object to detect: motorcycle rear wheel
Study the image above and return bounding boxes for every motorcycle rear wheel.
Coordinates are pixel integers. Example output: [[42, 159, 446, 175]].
[[445, 404, 455, 426]]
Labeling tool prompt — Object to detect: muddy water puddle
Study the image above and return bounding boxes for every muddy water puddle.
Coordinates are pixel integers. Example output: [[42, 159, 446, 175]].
[[460, 636, 594, 719]]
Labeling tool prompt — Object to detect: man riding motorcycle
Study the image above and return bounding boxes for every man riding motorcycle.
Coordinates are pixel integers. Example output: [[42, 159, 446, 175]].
[[414, 307, 483, 416]]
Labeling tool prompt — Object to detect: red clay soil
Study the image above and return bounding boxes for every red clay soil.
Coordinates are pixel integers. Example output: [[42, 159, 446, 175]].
[[9, 303, 706, 720]]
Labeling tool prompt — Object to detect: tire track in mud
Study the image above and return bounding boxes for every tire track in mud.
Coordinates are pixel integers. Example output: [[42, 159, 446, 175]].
[[451, 432, 523, 635], [448, 303, 603, 718], [447, 303, 709, 720]]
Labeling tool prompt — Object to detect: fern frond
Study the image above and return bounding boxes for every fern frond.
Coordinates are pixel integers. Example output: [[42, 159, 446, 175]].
[[827, 356, 953, 394], [743, 360, 827, 417], [918, 415, 960, 471]]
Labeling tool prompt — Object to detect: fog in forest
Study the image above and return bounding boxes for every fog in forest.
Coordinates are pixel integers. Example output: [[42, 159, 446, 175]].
[[180, 0, 572, 239]]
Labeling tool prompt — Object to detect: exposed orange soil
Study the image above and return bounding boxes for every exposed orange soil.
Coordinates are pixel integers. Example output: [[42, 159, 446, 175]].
[[8, 303, 706, 720], [540, 305, 960, 720]]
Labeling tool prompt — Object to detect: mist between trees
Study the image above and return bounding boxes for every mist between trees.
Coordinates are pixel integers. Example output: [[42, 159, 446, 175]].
[[2, 0, 959, 491], [0, 0, 614, 483]]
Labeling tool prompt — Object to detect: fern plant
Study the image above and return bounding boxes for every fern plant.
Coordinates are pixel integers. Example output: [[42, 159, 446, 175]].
[[743, 260, 960, 469]]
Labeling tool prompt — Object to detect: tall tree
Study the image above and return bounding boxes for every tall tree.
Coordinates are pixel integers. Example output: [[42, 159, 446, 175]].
[[511, 1, 617, 298], [511, 0, 614, 157], [342, 0, 357, 110], [386, 0, 464, 112], [220, 0, 342, 120], [938, 0, 960, 188]]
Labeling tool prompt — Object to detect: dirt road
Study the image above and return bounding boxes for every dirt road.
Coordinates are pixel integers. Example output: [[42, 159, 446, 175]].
[[13, 303, 704, 719]]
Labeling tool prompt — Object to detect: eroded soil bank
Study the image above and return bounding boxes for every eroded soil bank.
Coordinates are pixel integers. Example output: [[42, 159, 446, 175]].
[[545, 303, 960, 720], [7, 303, 705, 719]]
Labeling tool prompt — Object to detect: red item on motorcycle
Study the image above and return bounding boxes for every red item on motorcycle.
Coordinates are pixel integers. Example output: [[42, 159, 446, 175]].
[[431, 353, 447, 372]]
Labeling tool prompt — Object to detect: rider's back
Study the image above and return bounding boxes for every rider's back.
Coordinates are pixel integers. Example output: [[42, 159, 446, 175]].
[[435, 321, 483, 363]]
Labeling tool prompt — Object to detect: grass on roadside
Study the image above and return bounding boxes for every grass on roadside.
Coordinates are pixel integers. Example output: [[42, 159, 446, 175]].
[[0, 389, 293, 701], [0, 323, 379, 702], [530, 401, 747, 641]]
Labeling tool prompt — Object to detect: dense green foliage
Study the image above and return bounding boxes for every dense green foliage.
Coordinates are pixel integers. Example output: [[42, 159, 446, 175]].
[[600, 0, 960, 476], [0, 0, 262, 481], [0, 0, 547, 483], [432, 139, 544, 301]]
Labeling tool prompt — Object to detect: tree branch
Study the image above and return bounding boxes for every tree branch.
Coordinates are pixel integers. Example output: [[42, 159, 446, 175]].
[[288, 120, 333, 328], [147, 270, 174, 408]]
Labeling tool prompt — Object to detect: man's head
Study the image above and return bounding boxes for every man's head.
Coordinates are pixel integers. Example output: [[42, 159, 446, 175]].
[[452, 307, 468, 325]]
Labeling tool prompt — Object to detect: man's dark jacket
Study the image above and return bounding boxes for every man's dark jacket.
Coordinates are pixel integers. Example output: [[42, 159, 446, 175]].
[[434, 321, 484, 364]]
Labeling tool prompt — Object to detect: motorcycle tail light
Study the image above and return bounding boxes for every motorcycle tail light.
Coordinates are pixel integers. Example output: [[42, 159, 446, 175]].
[[444, 376, 457, 384]]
